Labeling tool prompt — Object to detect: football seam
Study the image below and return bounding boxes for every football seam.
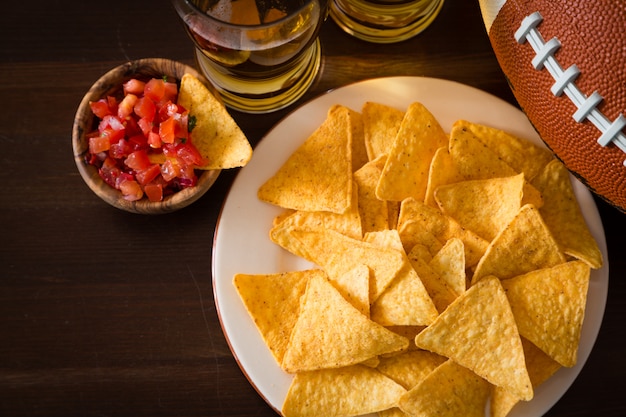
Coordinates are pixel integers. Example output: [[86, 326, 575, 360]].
[[514, 11, 626, 167]]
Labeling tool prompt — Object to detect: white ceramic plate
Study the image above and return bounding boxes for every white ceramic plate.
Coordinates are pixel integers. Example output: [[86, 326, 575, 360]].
[[212, 77, 609, 417]]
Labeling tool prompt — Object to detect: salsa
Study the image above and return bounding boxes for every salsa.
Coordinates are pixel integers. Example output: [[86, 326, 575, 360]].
[[85, 77, 206, 202]]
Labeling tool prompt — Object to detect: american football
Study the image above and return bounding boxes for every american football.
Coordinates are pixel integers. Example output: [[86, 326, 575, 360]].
[[479, 0, 626, 212]]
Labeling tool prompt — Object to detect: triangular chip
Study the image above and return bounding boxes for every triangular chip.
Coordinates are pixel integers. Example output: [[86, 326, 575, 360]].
[[429, 238, 466, 297], [435, 174, 525, 241], [531, 159, 603, 269], [501, 261, 590, 367], [291, 228, 406, 301], [354, 155, 390, 233], [233, 269, 317, 364], [178, 73, 252, 169], [398, 360, 491, 417], [472, 204, 566, 284], [491, 337, 562, 417], [282, 274, 409, 372], [370, 261, 439, 326], [415, 276, 533, 401], [257, 104, 353, 213], [454, 119, 554, 181], [376, 102, 449, 202], [424, 146, 464, 207], [448, 124, 543, 208], [407, 245, 458, 314], [362, 101, 405, 161], [376, 349, 447, 390], [282, 365, 406, 417], [330, 264, 371, 317]]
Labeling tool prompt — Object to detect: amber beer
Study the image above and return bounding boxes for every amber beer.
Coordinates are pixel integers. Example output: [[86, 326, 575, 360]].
[[173, 0, 329, 113]]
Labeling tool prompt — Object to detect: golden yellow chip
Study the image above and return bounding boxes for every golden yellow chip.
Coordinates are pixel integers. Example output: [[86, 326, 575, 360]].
[[291, 228, 406, 301], [502, 260, 590, 367], [454, 119, 554, 181], [330, 264, 370, 317], [376, 102, 449, 202], [370, 261, 439, 326], [282, 365, 406, 417], [398, 359, 491, 417], [407, 245, 458, 314], [178, 73, 252, 169], [257, 104, 353, 213], [332, 104, 368, 173], [491, 337, 562, 417], [472, 204, 566, 284], [398, 197, 489, 267], [435, 174, 525, 242], [429, 238, 466, 297], [362, 101, 405, 161], [448, 124, 543, 208], [376, 349, 447, 390], [424, 146, 464, 207], [415, 276, 533, 401], [233, 269, 317, 365], [531, 159, 603, 269], [354, 155, 390, 233], [282, 274, 409, 372]]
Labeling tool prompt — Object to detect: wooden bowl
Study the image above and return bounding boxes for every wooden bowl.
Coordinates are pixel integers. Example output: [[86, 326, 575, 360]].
[[72, 58, 221, 214]]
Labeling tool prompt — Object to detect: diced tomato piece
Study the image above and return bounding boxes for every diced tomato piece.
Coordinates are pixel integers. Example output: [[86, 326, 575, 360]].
[[144, 182, 164, 202], [148, 131, 162, 148], [135, 163, 161, 186], [109, 138, 132, 159], [123, 78, 146, 95], [89, 99, 112, 118], [133, 96, 156, 121], [177, 142, 206, 167], [89, 136, 111, 154], [162, 82, 178, 105], [117, 93, 138, 119], [159, 116, 177, 144], [137, 117, 153, 136], [98, 157, 124, 188], [124, 150, 152, 171], [144, 78, 165, 102], [106, 96, 119, 115], [160, 158, 181, 182], [119, 179, 143, 201]]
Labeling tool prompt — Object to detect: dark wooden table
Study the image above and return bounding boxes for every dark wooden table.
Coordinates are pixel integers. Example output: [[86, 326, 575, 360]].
[[1, 0, 624, 416]]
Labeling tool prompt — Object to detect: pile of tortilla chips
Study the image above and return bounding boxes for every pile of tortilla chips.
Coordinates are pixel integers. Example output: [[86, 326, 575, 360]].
[[234, 101, 603, 417]]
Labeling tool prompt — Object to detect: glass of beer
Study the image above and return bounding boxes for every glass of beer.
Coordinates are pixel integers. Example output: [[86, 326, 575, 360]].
[[330, 0, 444, 43], [172, 0, 330, 113]]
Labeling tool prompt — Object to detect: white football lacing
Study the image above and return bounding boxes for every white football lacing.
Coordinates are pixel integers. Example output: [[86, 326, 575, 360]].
[[515, 11, 626, 166]]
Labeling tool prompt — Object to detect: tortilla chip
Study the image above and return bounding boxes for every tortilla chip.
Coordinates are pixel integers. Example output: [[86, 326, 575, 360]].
[[424, 146, 464, 207], [531, 159, 603, 269], [490, 337, 562, 417], [407, 245, 458, 314], [370, 261, 439, 326], [448, 124, 543, 208], [282, 365, 406, 417], [178, 73, 252, 169], [397, 197, 489, 268], [362, 101, 405, 161], [376, 102, 449, 202], [376, 349, 447, 390], [257, 104, 353, 213], [429, 238, 466, 297], [415, 276, 533, 401], [454, 119, 554, 181], [282, 274, 409, 372], [472, 204, 566, 284], [398, 359, 491, 417], [354, 155, 390, 233], [501, 261, 590, 367], [332, 105, 368, 173], [291, 228, 406, 302], [330, 264, 371, 317], [435, 174, 525, 241], [233, 269, 317, 364]]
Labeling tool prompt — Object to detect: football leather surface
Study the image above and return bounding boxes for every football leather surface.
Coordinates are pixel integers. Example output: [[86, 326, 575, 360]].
[[479, 0, 626, 212]]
